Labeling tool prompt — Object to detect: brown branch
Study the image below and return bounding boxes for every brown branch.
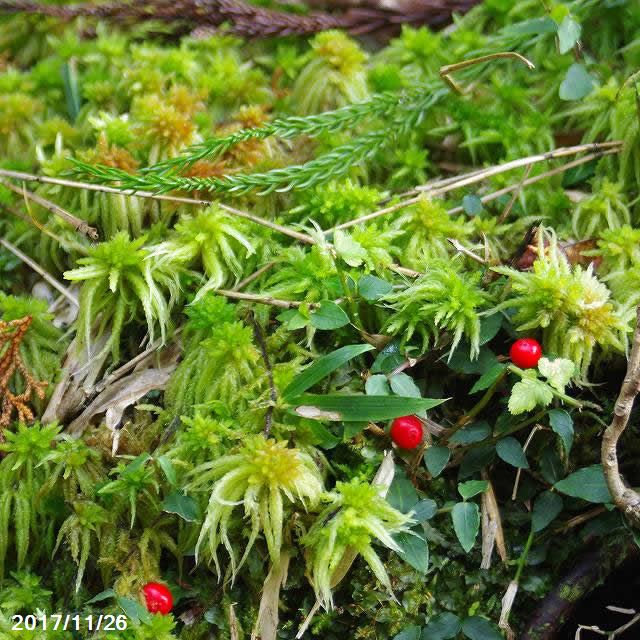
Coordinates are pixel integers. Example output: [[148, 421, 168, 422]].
[[601, 305, 640, 527]]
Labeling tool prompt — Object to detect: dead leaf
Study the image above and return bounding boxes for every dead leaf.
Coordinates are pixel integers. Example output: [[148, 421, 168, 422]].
[[252, 552, 290, 640], [294, 406, 342, 420]]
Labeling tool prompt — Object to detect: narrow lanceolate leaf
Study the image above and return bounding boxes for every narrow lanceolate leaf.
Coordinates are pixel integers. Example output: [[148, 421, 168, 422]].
[[289, 395, 446, 422], [554, 465, 612, 503], [283, 344, 375, 399], [496, 437, 529, 469], [451, 502, 480, 553]]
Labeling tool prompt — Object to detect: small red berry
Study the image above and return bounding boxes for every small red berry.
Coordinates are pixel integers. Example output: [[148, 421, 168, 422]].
[[509, 338, 542, 369], [390, 415, 424, 449], [143, 582, 173, 615]]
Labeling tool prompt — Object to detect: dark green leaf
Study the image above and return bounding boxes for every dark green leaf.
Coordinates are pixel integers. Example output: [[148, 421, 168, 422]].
[[452, 502, 480, 552], [504, 16, 557, 35], [461, 616, 503, 639], [540, 448, 563, 484], [290, 394, 446, 422], [462, 194, 484, 216], [412, 499, 438, 522], [470, 363, 506, 394], [448, 345, 498, 375], [554, 465, 612, 503], [394, 529, 429, 574], [359, 275, 392, 301], [458, 480, 489, 500], [450, 421, 491, 445], [479, 314, 503, 346], [117, 597, 152, 625], [496, 437, 529, 469], [307, 421, 341, 449], [283, 344, 374, 398], [459, 445, 496, 480], [61, 61, 81, 122], [424, 446, 450, 477], [87, 589, 116, 604], [423, 612, 462, 639], [310, 301, 350, 330], [532, 491, 563, 532], [549, 409, 573, 455], [559, 63, 595, 101], [562, 159, 597, 187], [393, 625, 422, 640], [387, 469, 419, 513], [371, 341, 405, 374], [163, 492, 200, 522], [390, 373, 421, 398]]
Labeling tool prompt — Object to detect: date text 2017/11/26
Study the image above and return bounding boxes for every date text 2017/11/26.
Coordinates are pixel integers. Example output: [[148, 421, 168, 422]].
[[12, 613, 128, 632]]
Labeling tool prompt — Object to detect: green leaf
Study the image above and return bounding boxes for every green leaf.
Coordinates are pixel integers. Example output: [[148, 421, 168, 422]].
[[61, 61, 82, 122], [163, 491, 200, 522], [422, 612, 462, 640], [371, 341, 404, 374], [558, 15, 581, 54], [393, 625, 422, 640], [538, 357, 574, 392], [389, 373, 421, 398], [451, 502, 480, 552], [448, 345, 498, 375], [479, 314, 503, 345], [508, 375, 553, 415], [496, 437, 529, 469], [554, 465, 612, 503], [310, 301, 350, 330], [462, 194, 483, 216], [394, 529, 429, 574], [461, 616, 503, 640], [458, 480, 489, 500], [365, 374, 390, 395], [559, 63, 595, 101], [283, 344, 374, 398], [449, 421, 491, 445], [290, 394, 446, 422], [459, 445, 496, 480], [532, 491, 563, 532], [540, 448, 563, 484], [277, 309, 308, 330], [505, 16, 557, 35], [470, 363, 506, 394], [86, 589, 116, 604], [307, 421, 341, 449], [424, 446, 450, 477], [387, 469, 419, 513], [117, 596, 152, 625], [334, 230, 369, 267], [549, 409, 574, 455], [157, 455, 177, 487], [412, 499, 438, 522], [359, 275, 392, 301]]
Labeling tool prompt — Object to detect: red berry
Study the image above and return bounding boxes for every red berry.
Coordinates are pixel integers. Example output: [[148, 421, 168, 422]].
[[390, 415, 423, 449], [143, 582, 173, 615], [509, 338, 542, 369]]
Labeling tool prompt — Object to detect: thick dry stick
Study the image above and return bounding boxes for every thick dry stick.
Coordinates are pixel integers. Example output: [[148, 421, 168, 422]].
[[601, 305, 640, 527], [0, 169, 315, 245], [0, 178, 98, 240]]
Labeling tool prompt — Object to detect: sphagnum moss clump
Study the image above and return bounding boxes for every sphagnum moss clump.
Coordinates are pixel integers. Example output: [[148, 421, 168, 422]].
[[1, 1, 640, 638]]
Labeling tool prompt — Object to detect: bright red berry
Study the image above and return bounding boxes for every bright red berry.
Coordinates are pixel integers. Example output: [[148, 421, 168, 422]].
[[509, 338, 542, 369], [143, 582, 173, 615], [390, 415, 424, 449]]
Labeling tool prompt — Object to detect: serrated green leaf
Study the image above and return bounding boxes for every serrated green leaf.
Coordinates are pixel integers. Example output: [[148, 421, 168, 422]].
[[558, 15, 581, 54], [310, 301, 350, 330], [452, 502, 480, 552], [290, 394, 446, 422], [458, 480, 489, 500], [334, 230, 368, 267], [532, 491, 563, 532], [389, 372, 421, 398], [470, 363, 506, 394], [422, 612, 462, 640], [365, 374, 390, 395], [508, 376, 553, 415], [538, 357, 574, 392], [559, 63, 595, 101], [394, 529, 429, 574], [549, 409, 574, 455], [554, 465, 612, 503], [496, 437, 529, 469], [359, 275, 392, 301], [283, 344, 374, 398], [424, 446, 450, 477]]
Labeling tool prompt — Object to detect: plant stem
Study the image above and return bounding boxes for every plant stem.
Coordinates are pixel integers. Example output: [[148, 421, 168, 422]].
[[514, 529, 535, 584]]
